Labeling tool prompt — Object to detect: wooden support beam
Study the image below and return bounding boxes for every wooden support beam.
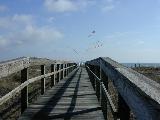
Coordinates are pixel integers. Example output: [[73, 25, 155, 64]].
[[21, 68, 28, 113], [64, 64, 66, 77], [61, 64, 63, 80], [90, 65, 96, 90], [68, 63, 70, 73], [94, 66, 100, 101], [118, 93, 130, 120], [41, 65, 45, 95], [56, 64, 60, 82], [63, 64, 65, 78], [66, 64, 68, 76], [51, 64, 55, 87], [86, 57, 160, 120], [100, 68, 109, 120]]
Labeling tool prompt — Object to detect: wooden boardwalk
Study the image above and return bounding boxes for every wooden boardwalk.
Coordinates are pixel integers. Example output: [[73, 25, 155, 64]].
[[19, 67, 105, 120]]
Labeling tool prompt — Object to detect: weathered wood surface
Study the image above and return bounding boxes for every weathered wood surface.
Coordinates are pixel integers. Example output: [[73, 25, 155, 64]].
[[19, 67, 104, 120], [86, 65, 118, 119], [0, 57, 75, 79], [0, 65, 76, 106], [86, 57, 160, 120]]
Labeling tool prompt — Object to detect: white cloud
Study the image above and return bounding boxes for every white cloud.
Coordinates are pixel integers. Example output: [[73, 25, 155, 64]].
[[0, 14, 33, 30], [48, 16, 56, 23], [101, 0, 119, 12], [0, 5, 8, 12], [44, 0, 96, 13], [44, 0, 77, 12], [102, 4, 115, 12], [12, 14, 33, 25], [15, 25, 63, 43], [0, 14, 63, 49]]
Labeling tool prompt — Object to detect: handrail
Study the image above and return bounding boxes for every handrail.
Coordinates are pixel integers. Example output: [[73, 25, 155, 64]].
[[86, 66, 101, 82], [0, 65, 76, 106], [86, 57, 160, 120], [86, 65, 118, 119], [101, 83, 117, 113]]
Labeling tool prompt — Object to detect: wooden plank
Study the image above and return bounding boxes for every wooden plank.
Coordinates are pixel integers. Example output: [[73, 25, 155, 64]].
[[19, 67, 105, 120]]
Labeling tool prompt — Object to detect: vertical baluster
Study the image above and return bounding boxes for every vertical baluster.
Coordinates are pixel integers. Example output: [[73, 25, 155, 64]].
[[63, 64, 66, 78], [41, 65, 45, 95], [56, 64, 60, 82], [51, 64, 55, 87], [59, 64, 61, 81], [64, 64, 67, 77], [100, 59, 109, 120], [21, 68, 28, 113], [118, 94, 130, 120], [94, 66, 100, 101], [61, 64, 63, 79]]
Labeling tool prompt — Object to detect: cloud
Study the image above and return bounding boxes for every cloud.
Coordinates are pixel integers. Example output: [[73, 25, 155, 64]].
[[12, 14, 33, 25], [0, 14, 63, 49], [44, 0, 77, 12], [102, 4, 115, 12], [101, 0, 119, 12], [48, 16, 56, 23], [14, 25, 63, 44], [44, 0, 96, 13], [0, 5, 8, 12], [0, 14, 33, 30]]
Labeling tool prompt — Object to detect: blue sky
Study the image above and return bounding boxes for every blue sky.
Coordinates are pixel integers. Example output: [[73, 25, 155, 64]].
[[0, 0, 160, 63]]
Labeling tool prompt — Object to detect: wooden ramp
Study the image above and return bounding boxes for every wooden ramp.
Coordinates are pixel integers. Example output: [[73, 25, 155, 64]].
[[19, 67, 105, 120]]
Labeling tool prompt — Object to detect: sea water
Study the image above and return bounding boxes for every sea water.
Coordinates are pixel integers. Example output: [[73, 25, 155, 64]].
[[122, 63, 160, 68]]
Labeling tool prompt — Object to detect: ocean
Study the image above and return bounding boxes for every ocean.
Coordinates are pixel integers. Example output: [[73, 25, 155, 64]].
[[122, 63, 160, 68]]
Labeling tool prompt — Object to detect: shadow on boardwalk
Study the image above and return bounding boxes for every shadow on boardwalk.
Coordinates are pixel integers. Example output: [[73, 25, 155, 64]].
[[19, 67, 104, 120]]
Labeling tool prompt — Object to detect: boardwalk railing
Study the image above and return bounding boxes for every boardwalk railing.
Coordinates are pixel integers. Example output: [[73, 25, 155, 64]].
[[0, 57, 77, 114], [86, 57, 160, 120]]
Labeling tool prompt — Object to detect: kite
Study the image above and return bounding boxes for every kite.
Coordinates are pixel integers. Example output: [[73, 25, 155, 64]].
[[88, 30, 96, 37], [86, 40, 103, 52]]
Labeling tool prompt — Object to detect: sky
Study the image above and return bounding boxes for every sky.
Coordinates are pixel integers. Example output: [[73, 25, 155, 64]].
[[0, 0, 160, 63]]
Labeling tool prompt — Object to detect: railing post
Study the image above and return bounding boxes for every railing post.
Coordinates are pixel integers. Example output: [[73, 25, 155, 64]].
[[41, 65, 45, 95], [89, 65, 96, 90], [59, 64, 61, 81], [63, 64, 65, 78], [68, 63, 70, 74], [94, 66, 100, 101], [66, 64, 68, 76], [56, 64, 60, 82], [64, 64, 66, 77], [61, 64, 63, 80], [51, 64, 55, 87], [118, 93, 130, 120], [100, 59, 109, 120], [21, 68, 28, 113], [57, 64, 61, 82], [69, 63, 71, 73]]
